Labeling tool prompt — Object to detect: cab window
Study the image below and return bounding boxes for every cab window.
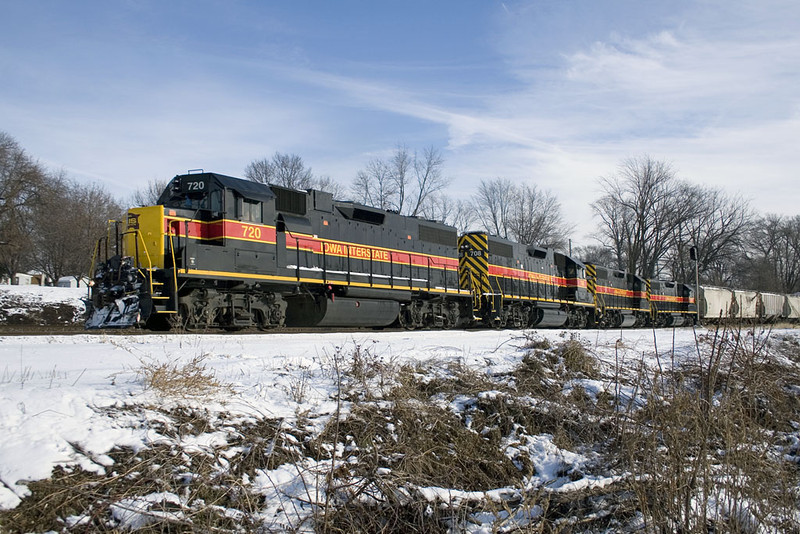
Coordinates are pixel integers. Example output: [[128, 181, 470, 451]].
[[240, 198, 262, 223]]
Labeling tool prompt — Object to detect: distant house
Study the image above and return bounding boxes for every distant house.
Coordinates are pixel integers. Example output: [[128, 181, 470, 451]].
[[11, 272, 52, 286], [57, 276, 90, 288]]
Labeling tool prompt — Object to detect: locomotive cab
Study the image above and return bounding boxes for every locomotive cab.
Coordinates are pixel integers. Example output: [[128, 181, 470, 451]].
[[648, 280, 697, 326], [584, 265, 649, 328]]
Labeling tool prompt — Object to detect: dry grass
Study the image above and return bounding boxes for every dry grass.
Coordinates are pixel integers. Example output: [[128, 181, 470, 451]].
[[616, 325, 800, 532], [3, 330, 799, 533], [0, 405, 304, 533], [137, 353, 230, 398]]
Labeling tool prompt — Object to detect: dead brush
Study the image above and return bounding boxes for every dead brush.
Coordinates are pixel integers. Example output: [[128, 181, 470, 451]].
[[521, 332, 552, 351], [0, 444, 262, 532], [513, 350, 560, 398], [0, 405, 302, 532], [313, 347, 525, 532], [555, 333, 597, 378], [137, 353, 230, 398], [339, 342, 397, 401], [319, 496, 453, 534], [227, 417, 309, 478], [616, 326, 800, 533], [513, 332, 598, 396], [395, 358, 501, 399], [314, 398, 521, 492], [313, 398, 522, 533]]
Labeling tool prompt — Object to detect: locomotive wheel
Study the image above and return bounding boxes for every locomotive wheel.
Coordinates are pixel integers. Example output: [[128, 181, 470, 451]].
[[398, 307, 416, 330], [173, 301, 210, 332], [443, 304, 459, 329]]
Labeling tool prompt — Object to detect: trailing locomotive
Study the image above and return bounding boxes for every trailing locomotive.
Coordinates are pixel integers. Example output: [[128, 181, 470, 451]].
[[86, 172, 790, 331]]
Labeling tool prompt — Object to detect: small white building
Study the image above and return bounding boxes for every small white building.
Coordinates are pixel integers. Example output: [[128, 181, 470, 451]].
[[11, 272, 51, 286], [57, 276, 90, 288]]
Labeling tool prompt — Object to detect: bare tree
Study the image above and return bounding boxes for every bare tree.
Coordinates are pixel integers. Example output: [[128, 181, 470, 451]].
[[667, 186, 752, 285], [592, 155, 694, 278], [591, 193, 628, 270], [471, 178, 571, 249], [472, 178, 516, 238], [352, 159, 396, 210], [244, 157, 274, 185], [245, 152, 313, 190], [314, 175, 346, 200], [409, 146, 448, 216], [271, 153, 314, 190], [391, 146, 411, 213], [423, 193, 477, 233], [351, 145, 450, 215], [245, 152, 344, 197], [507, 183, 572, 249], [573, 244, 617, 266], [0, 132, 46, 280], [129, 178, 169, 207], [735, 214, 800, 293], [31, 174, 122, 283]]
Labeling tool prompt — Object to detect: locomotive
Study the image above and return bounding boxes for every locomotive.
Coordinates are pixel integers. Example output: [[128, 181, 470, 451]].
[[86, 171, 790, 331]]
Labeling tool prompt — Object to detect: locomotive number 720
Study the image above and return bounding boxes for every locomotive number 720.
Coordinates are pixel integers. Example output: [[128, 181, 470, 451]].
[[241, 224, 262, 240]]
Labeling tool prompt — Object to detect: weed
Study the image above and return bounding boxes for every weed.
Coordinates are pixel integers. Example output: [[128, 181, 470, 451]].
[[4, 336, 799, 533], [0, 405, 301, 532], [556, 334, 596, 377], [617, 326, 800, 532], [522, 332, 552, 351], [137, 353, 229, 398]]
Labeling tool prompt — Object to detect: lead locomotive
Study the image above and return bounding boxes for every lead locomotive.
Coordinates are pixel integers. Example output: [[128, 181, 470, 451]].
[[87, 172, 700, 330]]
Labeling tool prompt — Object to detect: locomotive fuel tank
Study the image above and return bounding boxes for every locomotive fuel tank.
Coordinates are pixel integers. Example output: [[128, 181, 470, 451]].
[[285, 295, 400, 327]]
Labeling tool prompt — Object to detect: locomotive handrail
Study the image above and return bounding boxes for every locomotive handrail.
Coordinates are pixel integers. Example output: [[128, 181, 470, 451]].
[[126, 228, 155, 295], [467, 270, 481, 311], [389, 251, 413, 290], [88, 239, 101, 288], [166, 228, 179, 312], [423, 255, 460, 294]]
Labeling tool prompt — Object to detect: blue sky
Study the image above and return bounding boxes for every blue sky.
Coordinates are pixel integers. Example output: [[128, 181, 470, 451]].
[[1, 0, 798, 242]]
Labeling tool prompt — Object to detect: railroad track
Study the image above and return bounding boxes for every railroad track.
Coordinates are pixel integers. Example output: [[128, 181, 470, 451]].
[[0, 324, 406, 336]]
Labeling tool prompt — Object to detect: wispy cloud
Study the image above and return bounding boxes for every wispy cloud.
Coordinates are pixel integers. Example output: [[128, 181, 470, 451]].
[[282, 1, 800, 237], [1, 1, 797, 243]]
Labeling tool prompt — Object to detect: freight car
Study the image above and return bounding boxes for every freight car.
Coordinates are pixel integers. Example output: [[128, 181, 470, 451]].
[[88, 171, 784, 331], [698, 286, 800, 323]]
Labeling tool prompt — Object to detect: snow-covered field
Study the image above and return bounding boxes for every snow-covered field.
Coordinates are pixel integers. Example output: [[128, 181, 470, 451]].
[[0, 284, 86, 325], [1, 285, 798, 532]]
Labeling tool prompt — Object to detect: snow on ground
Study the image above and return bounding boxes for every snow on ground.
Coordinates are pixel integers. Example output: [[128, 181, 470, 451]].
[[1, 285, 798, 531], [0, 323, 705, 508], [0, 284, 86, 325]]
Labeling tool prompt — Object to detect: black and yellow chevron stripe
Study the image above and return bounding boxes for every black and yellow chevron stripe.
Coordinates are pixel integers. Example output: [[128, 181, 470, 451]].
[[585, 263, 601, 313], [646, 279, 657, 320], [585, 263, 597, 295], [458, 233, 490, 311]]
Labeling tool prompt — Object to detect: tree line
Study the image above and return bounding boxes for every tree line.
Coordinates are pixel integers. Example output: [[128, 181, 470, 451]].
[[0, 132, 121, 284], [585, 155, 799, 294], [2, 130, 797, 293], [240, 149, 799, 293]]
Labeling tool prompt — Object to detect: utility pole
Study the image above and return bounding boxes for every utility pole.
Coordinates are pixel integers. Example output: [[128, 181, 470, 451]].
[[690, 244, 700, 325]]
